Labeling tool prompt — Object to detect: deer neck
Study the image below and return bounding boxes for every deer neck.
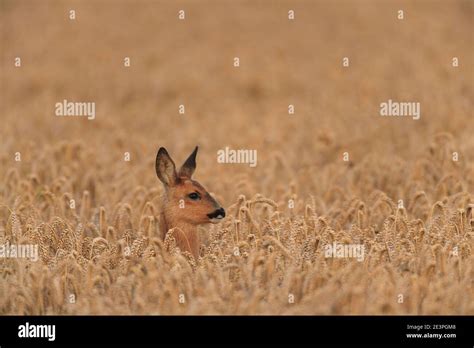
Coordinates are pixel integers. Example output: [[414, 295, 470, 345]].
[[160, 206, 200, 259]]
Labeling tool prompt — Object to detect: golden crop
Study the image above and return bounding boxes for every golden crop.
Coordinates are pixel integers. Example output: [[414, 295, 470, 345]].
[[0, 0, 472, 314]]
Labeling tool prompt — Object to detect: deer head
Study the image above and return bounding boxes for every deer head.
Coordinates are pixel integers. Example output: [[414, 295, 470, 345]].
[[155, 146, 225, 257]]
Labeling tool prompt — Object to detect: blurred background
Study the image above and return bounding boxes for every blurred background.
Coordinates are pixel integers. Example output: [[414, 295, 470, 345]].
[[1, 0, 473, 208]]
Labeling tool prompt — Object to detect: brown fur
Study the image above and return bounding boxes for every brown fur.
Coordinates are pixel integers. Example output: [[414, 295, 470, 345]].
[[156, 147, 224, 259]]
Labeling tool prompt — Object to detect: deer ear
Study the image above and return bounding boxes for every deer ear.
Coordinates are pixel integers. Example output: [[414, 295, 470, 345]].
[[178, 146, 198, 178], [156, 147, 178, 186]]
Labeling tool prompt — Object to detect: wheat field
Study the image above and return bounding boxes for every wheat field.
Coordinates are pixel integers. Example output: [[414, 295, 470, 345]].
[[0, 0, 473, 315]]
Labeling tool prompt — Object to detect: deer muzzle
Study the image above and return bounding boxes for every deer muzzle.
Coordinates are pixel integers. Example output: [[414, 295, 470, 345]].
[[207, 207, 225, 223]]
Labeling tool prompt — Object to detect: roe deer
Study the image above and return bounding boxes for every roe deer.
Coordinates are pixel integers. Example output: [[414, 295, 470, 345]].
[[155, 146, 225, 259]]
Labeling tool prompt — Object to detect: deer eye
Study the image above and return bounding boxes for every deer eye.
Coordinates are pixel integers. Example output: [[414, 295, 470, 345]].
[[188, 192, 201, 201]]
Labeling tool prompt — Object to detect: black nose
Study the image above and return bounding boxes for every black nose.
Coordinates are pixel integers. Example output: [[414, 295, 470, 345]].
[[207, 207, 225, 219]]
